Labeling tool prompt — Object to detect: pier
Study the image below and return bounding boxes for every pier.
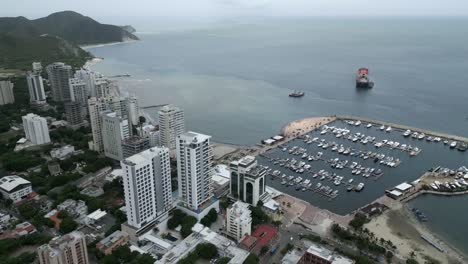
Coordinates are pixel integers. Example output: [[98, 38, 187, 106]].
[[336, 115, 468, 143]]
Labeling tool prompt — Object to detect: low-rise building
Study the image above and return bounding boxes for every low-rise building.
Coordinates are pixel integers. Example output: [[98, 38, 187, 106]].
[[57, 199, 88, 219], [14, 221, 37, 237], [48, 162, 62, 176], [0, 175, 33, 203], [283, 243, 355, 264], [50, 145, 76, 160], [157, 223, 249, 264], [240, 224, 278, 255], [226, 201, 251, 242], [97, 230, 129, 255]]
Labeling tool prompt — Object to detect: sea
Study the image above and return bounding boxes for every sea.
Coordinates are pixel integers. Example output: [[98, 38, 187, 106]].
[[87, 17, 468, 255]]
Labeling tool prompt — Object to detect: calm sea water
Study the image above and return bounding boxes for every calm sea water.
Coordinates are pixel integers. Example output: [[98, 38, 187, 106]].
[[88, 17, 468, 255]]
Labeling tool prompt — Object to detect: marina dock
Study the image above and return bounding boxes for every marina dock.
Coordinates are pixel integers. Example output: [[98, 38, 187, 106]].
[[336, 115, 468, 143]]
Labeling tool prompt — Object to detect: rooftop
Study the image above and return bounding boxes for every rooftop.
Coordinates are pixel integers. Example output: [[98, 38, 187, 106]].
[[238, 155, 256, 167], [179, 131, 211, 144], [229, 201, 251, 220], [98, 230, 128, 249], [122, 147, 168, 166], [0, 176, 31, 192], [395, 182, 413, 192]]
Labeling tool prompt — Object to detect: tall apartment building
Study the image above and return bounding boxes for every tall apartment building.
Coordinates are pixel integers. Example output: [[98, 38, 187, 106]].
[[69, 78, 88, 104], [229, 156, 267, 206], [128, 96, 139, 126], [101, 111, 131, 161], [95, 78, 120, 98], [121, 147, 173, 229], [26, 72, 46, 104], [176, 132, 213, 211], [46, 62, 73, 102], [37, 231, 89, 264], [22, 113, 50, 145], [122, 136, 150, 159], [74, 69, 103, 97], [226, 201, 252, 242], [0, 80, 14, 105], [88, 96, 130, 152], [159, 105, 185, 150], [64, 102, 85, 129]]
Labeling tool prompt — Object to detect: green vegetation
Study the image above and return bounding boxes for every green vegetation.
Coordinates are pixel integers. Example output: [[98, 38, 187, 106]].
[[97, 245, 155, 264], [299, 233, 325, 244], [177, 243, 218, 264], [349, 213, 369, 230], [242, 253, 259, 264], [0, 233, 52, 257], [260, 246, 269, 255], [331, 224, 389, 258], [167, 209, 198, 238], [0, 11, 139, 70], [0, 33, 91, 70], [200, 208, 218, 227], [250, 205, 271, 227], [50, 127, 92, 150], [216, 257, 231, 264], [280, 243, 294, 255], [57, 211, 78, 234], [406, 258, 419, 264], [219, 197, 230, 210], [1, 252, 37, 264], [0, 150, 45, 172]]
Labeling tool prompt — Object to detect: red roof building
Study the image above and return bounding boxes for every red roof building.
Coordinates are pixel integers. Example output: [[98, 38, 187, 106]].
[[240, 224, 278, 254]]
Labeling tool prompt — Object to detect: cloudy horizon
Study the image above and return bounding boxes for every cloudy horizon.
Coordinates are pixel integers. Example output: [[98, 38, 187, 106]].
[[2, 0, 468, 20]]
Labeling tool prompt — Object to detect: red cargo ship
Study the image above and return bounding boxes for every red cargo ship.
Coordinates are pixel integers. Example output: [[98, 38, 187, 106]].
[[356, 68, 374, 88]]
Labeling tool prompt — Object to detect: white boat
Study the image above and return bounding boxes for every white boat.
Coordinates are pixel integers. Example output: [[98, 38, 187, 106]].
[[366, 123, 372, 128], [450, 141, 457, 148], [418, 133, 425, 140], [348, 179, 354, 184], [379, 125, 385, 130], [385, 126, 392, 132], [355, 120, 362, 126], [403, 130, 411, 137], [355, 183, 365, 192]]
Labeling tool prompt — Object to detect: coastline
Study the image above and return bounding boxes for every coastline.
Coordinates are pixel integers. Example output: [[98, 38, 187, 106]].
[[80, 39, 139, 50]]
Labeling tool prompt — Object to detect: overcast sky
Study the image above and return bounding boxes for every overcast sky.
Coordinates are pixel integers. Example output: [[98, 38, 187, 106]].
[[3, 0, 468, 19]]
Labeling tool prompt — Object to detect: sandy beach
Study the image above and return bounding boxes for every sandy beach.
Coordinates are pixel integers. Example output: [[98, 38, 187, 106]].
[[80, 39, 138, 50], [365, 202, 466, 264], [281, 116, 336, 138]]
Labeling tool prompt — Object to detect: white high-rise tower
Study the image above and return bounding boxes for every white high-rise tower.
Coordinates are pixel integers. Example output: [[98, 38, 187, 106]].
[[121, 147, 173, 229], [22, 113, 50, 145], [176, 131, 213, 211], [158, 105, 185, 150]]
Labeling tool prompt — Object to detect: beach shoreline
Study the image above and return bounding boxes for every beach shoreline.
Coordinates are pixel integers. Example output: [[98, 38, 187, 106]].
[[80, 39, 139, 50]]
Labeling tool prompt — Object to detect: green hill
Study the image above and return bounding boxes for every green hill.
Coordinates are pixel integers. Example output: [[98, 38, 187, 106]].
[[0, 11, 139, 70]]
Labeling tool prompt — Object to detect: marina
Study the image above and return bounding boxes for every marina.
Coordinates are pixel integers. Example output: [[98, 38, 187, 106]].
[[258, 117, 468, 215]]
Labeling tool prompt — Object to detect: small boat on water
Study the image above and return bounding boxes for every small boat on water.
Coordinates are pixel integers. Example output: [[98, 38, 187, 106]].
[[450, 141, 457, 148], [355, 182, 365, 192], [289, 91, 305, 97]]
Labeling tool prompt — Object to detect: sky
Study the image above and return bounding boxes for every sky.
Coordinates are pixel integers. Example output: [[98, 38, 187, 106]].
[[2, 0, 468, 20]]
